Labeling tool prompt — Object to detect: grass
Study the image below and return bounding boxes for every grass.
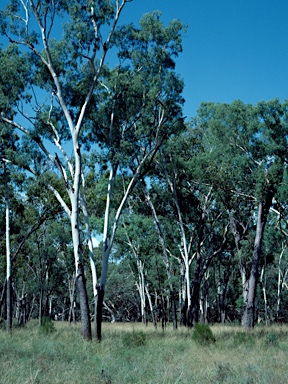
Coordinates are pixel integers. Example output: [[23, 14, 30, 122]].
[[0, 321, 287, 383]]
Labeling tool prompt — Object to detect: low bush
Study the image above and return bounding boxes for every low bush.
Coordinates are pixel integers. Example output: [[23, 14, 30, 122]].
[[192, 323, 215, 345], [39, 316, 55, 335]]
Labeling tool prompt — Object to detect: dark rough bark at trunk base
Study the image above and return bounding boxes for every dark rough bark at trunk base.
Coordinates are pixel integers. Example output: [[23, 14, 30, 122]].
[[242, 303, 254, 328], [0, 279, 7, 322], [242, 268, 258, 328], [161, 296, 167, 330], [76, 272, 92, 341], [181, 300, 193, 327], [241, 198, 272, 329], [187, 306, 193, 327], [96, 288, 104, 341], [191, 282, 200, 325], [181, 300, 187, 326], [94, 294, 98, 339]]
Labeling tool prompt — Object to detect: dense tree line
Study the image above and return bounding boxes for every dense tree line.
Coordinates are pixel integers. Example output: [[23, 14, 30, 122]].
[[0, 1, 287, 340]]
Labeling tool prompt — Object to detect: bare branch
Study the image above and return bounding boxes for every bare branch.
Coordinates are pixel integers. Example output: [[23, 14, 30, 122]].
[[47, 183, 71, 216], [46, 96, 74, 179], [76, 0, 127, 134], [29, 0, 75, 134]]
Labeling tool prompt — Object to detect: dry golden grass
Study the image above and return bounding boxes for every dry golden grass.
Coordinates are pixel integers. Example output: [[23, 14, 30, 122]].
[[0, 321, 287, 383]]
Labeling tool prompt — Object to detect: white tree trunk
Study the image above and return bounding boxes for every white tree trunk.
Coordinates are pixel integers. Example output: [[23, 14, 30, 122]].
[[260, 266, 268, 325], [163, 169, 192, 324], [136, 260, 146, 324], [145, 187, 177, 328], [4, 162, 12, 333], [145, 285, 157, 328]]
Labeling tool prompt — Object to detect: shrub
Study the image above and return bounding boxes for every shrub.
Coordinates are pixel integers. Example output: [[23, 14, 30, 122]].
[[39, 316, 55, 335], [122, 330, 146, 347], [192, 323, 215, 345]]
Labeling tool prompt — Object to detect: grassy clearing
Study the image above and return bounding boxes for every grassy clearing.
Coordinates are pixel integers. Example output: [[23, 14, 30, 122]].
[[0, 321, 287, 383]]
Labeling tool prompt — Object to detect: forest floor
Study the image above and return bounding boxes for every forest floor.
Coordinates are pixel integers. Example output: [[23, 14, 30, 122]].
[[0, 321, 287, 383]]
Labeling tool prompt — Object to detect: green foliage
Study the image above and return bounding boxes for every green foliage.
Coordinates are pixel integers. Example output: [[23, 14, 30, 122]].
[[39, 317, 56, 335], [0, 45, 30, 115], [192, 323, 216, 345], [1, 0, 288, 337], [122, 330, 146, 347]]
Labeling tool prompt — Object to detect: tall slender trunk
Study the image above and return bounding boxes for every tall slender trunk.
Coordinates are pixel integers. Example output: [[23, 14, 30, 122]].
[[4, 163, 12, 333], [76, 263, 91, 339], [276, 245, 286, 322], [260, 266, 268, 325], [0, 279, 7, 322], [80, 183, 98, 337], [161, 165, 195, 327], [97, 167, 115, 341], [191, 257, 201, 324], [27, 294, 35, 321], [145, 285, 157, 329], [170, 289, 178, 329], [71, 199, 91, 340], [68, 273, 76, 324], [228, 211, 250, 323], [6, 278, 12, 332], [96, 286, 104, 341], [180, 263, 187, 326], [39, 288, 43, 326], [135, 260, 147, 324], [145, 188, 178, 329], [61, 297, 66, 321], [96, 120, 162, 339], [242, 199, 271, 328]]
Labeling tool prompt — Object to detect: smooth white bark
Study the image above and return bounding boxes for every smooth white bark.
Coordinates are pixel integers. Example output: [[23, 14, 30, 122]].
[[4, 162, 12, 332], [80, 177, 98, 297]]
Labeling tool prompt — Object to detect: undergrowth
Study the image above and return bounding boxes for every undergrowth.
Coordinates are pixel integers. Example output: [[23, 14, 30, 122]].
[[0, 322, 287, 383], [192, 323, 216, 345]]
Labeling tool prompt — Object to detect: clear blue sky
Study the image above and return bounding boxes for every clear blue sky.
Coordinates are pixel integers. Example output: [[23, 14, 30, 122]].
[[1, 0, 288, 120], [121, 0, 288, 119]]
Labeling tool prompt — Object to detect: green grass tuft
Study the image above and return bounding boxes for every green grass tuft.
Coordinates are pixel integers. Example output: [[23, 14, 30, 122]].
[[192, 323, 216, 345], [264, 332, 279, 346], [39, 316, 56, 335]]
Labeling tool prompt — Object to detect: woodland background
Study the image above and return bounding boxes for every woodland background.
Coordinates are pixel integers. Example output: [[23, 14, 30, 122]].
[[0, 1, 287, 341]]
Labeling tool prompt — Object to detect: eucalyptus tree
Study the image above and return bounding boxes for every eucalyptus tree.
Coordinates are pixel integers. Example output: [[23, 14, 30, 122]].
[[196, 99, 287, 328], [104, 258, 141, 322], [79, 12, 185, 332], [1, 0, 131, 340], [0, 2, 185, 339], [1, 159, 12, 332], [147, 126, 229, 326], [0, 41, 31, 332], [148, 133, 197, 326], [0, 132, 13, 332], [144, 186, 178, 328], [80, 11, 185, 338], [23, 214, 72, 324]]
